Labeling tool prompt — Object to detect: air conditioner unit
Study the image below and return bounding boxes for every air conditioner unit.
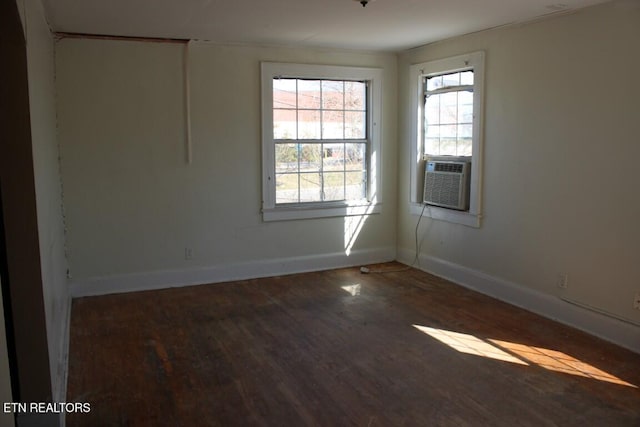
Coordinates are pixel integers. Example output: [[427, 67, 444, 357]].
[[423, 157, 471, 210]]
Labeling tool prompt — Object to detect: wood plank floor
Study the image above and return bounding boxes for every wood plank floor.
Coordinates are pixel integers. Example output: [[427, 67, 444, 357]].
[[66, 263, 640, 426]]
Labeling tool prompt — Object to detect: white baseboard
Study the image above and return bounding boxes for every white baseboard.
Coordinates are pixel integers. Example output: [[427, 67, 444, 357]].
[[70, 247, 396, 298], [397, 248, 640, 354]]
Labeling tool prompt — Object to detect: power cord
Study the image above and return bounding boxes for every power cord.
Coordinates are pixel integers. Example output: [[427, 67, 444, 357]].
[[360, 203, 429, 274]]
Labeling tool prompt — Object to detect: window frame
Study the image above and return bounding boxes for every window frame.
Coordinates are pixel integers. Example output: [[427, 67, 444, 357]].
[[261, 62, 383, 222], [409, 52, 485, 227]]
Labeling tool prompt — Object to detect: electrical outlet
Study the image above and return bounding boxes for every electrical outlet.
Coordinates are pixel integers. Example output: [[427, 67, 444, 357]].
[[557, 273, 569, 289], [634, 292, 640, 310], [185, 247, 193, 260]]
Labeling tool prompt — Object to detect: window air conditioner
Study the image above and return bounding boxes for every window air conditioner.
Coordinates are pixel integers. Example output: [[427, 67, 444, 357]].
[[423, 157, 471, 211]]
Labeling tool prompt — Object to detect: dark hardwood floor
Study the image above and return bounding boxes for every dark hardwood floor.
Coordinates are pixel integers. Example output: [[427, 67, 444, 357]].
[[66, 263, 640, 426]]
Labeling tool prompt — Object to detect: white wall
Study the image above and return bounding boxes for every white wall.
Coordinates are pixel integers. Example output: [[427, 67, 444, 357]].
[[397, 1, 640, 348], [56, 40, 397, 295], [22, 0, 70, 404]]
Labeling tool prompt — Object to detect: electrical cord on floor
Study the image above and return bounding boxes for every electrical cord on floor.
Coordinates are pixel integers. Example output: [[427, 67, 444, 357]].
[[360, 203, 429, 274]]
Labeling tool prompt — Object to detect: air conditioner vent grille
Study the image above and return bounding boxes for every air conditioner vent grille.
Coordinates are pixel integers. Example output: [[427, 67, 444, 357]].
[[424, 173, 461, 207], [435, 163, 464, 173]]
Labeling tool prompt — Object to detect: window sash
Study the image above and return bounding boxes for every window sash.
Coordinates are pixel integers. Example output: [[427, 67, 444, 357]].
[[274, 140, 368, 205], [423, 74, 475, 158], [423, 97, 474, 156], [273, 78, 368, 141], [272, 77, 370, 205]]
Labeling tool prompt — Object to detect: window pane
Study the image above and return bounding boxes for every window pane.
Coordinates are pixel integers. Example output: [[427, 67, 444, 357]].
[[442, 72, 460, 87], [426, 124, 440, 139], [298, 110, 321, 139], [276, 173, 298, 204], [299, 144, 321, 171], [322, 110, 344, 139], [275, 144, 298, 173], [273, 79, 297, 108], [346, 171, 366, 200], [345, 81, 366, 110], [425, 138, 440, 155], [425, 94, 440, 125], [440, 139, 457, 156], [345, 143, 366, 171], [299, 172, 321, 202], [323, 172, 345, 201], [425, 86, 474, 157], [458, 124, 472, 139], [457, 125, 473, 156], [460, 71, 474, 85], [458, 91, 474, 123], [441, 124, 457, 138], [457, 138, 473, 156], [323, 143, 344, 171], [426, 75, 442, 91], [274, 109, 297, 139], [297, 80, 321, 109], [322, 81, 343, 110], [440, 92, 458, 124], [345, 111, 365, 139]]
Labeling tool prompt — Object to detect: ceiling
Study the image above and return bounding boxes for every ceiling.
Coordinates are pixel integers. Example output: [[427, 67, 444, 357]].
[[41, 0, 611, 51]]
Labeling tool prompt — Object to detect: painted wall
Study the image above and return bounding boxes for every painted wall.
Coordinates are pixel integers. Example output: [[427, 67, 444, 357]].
[[56, 40, 397, 294], [397, 2, 640, 332], [1, 0, 58, 418], [22, 0, 70, 404]]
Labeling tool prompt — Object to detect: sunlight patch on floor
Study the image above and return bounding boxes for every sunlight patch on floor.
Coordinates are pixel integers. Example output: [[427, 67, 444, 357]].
[[341, 284, 361, 296], [489, 339, 637, 388], [414, 325, 637, 388], [413, 325, 528, 365]]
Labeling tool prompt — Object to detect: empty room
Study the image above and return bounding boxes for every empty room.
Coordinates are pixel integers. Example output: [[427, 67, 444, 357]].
[[1, 0, 639, 425]]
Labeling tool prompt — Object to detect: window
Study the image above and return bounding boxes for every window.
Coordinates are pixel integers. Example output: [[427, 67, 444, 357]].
[[409, 52, 484, 227], [424, 70, 474, 157], [261, 63, 382, 221], [273, 78, 367, 204]]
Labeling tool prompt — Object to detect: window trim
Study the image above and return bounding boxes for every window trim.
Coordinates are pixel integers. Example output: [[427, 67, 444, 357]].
[[409, 52, 485, 227], [261, 62, 383, 222]]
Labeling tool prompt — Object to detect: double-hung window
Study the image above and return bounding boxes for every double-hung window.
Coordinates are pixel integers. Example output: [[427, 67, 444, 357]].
[[261, 63, 382, 221], [409, 52, 485, 227]]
